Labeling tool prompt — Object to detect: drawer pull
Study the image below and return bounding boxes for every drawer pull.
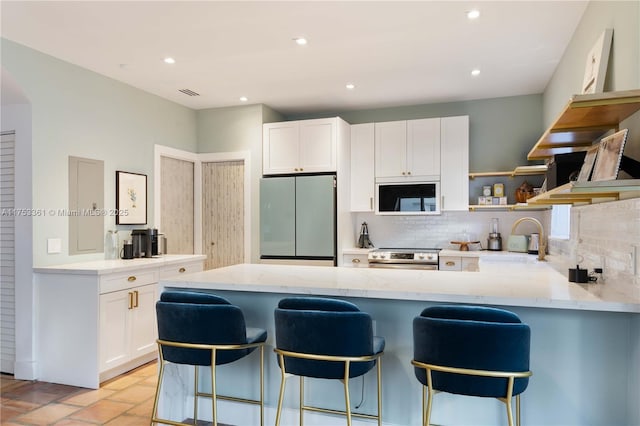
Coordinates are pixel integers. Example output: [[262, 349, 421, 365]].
[[179, 267, 186, 273], [352, 258, 361, 264], [446, 261, 455, 266], [127, 276, 136, 282], [133, 290, 139, 308]]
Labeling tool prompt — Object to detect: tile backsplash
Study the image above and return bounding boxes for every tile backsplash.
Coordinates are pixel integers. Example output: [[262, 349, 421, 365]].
[[568, 197, 640, 286], [352, 210, 548, 250]]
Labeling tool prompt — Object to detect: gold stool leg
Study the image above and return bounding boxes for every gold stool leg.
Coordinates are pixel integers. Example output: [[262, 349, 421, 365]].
[[299, 376, 304, 426], [151, 355, 165, 424], [425, 369, 434, 426], [211, 349, 217, 426], [343, 360, 352, 426], [275, 354, 286, 426], [194, 365, 199, 423], [505, 377, 515, 426], [259, 346, 264, 426], [377, 358, 382, 426], [516, 394, 521, 426]]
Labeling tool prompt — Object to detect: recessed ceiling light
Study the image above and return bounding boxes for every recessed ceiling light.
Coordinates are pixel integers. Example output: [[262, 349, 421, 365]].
[[471, 69, 481, 76], [346, 83, 356, 90], [239, 96, 248, 102], [467, 9, 480, 20], [293, 37, 308, 46], [163, 57, 176, 64]]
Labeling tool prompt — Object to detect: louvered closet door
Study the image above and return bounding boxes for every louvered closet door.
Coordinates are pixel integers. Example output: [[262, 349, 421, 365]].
[[160, 156, 195, 254], [0, 132, 16, 374], [202, 161, 244, 270]]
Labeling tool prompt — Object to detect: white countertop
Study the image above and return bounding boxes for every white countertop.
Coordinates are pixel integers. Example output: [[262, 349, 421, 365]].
[[161, 260, 640, 313], [33, 254, 206, 275]]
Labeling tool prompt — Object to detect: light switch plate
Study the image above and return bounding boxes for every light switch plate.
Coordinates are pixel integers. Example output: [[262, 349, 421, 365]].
[[47, 238, 62, 254]]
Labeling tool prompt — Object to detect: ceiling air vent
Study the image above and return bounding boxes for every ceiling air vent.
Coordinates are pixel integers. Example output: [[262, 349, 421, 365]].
[[179, 88, 200, 96]]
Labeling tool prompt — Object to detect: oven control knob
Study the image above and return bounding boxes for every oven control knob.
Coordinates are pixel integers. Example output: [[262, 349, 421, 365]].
[[371, 254, 378, 259], [418, 255, 425, 259], [380, 254, 386, 259]]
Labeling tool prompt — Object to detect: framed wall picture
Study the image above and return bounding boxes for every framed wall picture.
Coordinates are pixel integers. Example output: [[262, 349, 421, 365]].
[[576, 144, 599, 182], [581, 29, 613, 94], [591, 129, 629, 181], [116, 171, 147, 224]]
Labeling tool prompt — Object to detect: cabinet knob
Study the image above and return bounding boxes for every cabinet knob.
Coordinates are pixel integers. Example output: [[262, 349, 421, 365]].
[[402, 171, 406, 175], [352, 258, 361, 263], [407, 171, 411, 175], [300, 168, 303, 171], [179, 267, 186, 273], [127, 276, 136, 282]]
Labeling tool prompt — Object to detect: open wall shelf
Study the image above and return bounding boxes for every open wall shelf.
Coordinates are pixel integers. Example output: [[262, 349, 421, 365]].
[[527, 89, 640, 161], [526, 180, 640, 206]]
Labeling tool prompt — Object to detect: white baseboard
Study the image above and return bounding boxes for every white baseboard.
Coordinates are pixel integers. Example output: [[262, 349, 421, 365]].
[[13, 360, 37, 381]]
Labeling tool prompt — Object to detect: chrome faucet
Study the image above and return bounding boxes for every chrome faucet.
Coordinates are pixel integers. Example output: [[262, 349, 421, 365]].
[[511, 217, 546, 261]]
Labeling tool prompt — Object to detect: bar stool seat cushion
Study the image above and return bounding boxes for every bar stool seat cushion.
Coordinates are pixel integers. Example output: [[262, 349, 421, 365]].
[[157, 291, 266, 366], [275, 297, 384, 379], [413, 305, 530, 398]]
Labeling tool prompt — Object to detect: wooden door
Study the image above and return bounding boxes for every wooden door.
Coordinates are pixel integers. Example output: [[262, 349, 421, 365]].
[[160, 156, 194, 254], [202, 161, 244, 270]]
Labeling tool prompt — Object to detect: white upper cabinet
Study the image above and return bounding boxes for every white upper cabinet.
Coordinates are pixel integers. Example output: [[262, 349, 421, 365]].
[[374, 120, 407, 179], [408, 118, 441, 178], [375, 118, 440, 180], [440, 115, 469, 211], [350, 123, 375, 212], [263, 118, 337, 175]]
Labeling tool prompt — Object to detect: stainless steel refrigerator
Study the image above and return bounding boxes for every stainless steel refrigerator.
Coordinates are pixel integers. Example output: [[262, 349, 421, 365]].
[[260, 174, 336, 265]]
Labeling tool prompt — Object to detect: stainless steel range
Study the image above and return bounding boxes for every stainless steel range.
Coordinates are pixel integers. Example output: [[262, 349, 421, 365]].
[[367, 248, 441, 270]]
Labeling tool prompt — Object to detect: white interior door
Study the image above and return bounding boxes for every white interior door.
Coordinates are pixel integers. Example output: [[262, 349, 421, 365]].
[[202, 161, 245, 270]]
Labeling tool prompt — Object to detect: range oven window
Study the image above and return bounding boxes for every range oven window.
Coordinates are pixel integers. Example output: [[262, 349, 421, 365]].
[[377, 182, 440, 215]]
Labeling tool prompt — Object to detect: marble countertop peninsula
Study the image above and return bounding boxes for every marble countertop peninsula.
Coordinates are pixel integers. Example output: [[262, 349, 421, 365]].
[[33, 254, 206, 275], [162, 259, 640, 313]]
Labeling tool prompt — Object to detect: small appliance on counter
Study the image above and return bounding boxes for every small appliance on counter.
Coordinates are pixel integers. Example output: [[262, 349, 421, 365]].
[[131, 228, 159, 258], [121, 240, 134, 259], [357, 222, 374, 248], [487, 218, 502, 251]]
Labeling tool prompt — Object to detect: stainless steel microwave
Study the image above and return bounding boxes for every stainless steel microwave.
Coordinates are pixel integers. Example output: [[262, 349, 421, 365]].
[[376, 182, 440, 215]]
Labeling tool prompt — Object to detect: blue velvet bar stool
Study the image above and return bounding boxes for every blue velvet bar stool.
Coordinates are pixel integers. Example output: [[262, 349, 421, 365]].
[[152, 291, 267, 426], [411, 305, 532, 426], [274, 297, 385, 426]]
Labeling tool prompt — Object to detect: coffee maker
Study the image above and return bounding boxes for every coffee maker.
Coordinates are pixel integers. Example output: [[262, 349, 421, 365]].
[[131, 228, 159, 258]]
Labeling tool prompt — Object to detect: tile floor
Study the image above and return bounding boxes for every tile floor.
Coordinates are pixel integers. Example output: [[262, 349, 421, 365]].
[[1, 361, 163, 425]]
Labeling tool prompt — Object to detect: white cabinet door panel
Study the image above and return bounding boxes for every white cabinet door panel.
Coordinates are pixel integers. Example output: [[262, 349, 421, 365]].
[[130, 284, 158, 359], [99, 289, 131, 372], [375, 121, 407, 178], [440, 116, 469, 211], [263, 123, 299, 174], [350, 123, 375, 211], [299, 120, 336, 172], [408, 118, 440, 178]]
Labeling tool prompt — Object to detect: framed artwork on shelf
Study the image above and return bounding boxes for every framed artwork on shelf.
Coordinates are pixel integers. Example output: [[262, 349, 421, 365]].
[[116, 171, 147, 225], [591, 129, 629, 181], [581, 28, 613, 94], [576, 144, 599, 182]]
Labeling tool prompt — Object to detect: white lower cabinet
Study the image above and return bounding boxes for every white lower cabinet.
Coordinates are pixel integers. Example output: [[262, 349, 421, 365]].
[[342, 253, 369, 267], [34, 255, 205, 389], [99, 282, 158, 373], [439, 255, 479, 271]]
